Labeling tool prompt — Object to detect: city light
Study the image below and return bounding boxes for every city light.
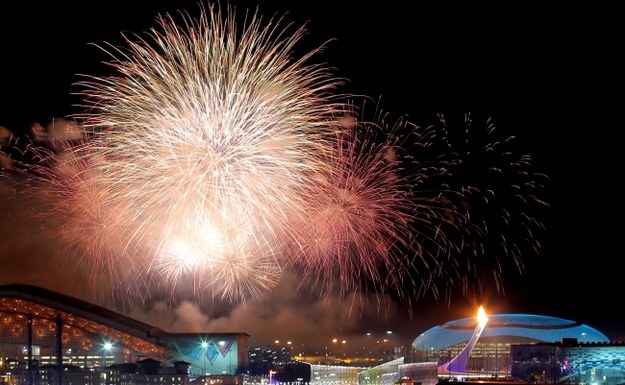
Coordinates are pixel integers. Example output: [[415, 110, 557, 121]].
[[200, 340, 209, 376]]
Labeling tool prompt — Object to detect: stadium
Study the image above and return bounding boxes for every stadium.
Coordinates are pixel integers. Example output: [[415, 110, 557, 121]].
[[0, 284, 248, 385], [412, 310, 610, 374]]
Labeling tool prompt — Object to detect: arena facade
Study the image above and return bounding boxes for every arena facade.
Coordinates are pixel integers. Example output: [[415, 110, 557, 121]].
[[413, 313, 610, 354], [0, 284, 248, 385]]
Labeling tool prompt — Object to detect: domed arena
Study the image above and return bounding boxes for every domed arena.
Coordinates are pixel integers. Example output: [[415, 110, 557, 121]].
[[396, 311, 611, 385], [412, 313, 610, 352]]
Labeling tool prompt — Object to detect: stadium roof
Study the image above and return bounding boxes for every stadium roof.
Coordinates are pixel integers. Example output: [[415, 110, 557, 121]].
[[0, 283, 164, 338], [412, 313, 610, 350], [0, 284, 250, 340]]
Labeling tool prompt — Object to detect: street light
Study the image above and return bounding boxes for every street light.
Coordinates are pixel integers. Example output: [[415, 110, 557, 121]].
[[200, 341, 209, 377], [101, 341, 113, 368], [386, 331, 393, 359], [99, 339, 113, 385]]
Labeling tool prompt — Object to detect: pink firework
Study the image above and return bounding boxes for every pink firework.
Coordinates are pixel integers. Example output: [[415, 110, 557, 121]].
[[283, 104, 460, 301]]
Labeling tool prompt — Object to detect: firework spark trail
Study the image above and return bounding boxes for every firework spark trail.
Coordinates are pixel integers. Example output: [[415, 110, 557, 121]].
[[413, 112, 551, 301], [40, 2, 347, 303]]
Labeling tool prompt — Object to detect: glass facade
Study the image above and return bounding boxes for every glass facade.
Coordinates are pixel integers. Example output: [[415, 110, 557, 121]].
[[310, 364, 365, 385], [358, 358, 403, 385]]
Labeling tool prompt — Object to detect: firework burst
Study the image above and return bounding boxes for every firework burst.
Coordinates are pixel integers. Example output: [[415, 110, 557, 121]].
[[33, 2, 346, 304]]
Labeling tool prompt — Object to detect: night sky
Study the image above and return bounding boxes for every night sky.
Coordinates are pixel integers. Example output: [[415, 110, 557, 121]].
[[1, 1, 622, 351]]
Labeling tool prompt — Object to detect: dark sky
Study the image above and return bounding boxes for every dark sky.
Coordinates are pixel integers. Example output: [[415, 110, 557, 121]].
[[1, 1, 622, 351]]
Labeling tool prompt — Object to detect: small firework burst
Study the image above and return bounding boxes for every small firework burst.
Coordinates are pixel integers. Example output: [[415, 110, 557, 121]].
[[284, 103, 463, 303]]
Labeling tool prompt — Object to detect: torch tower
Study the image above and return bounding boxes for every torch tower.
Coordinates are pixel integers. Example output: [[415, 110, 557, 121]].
[[438, 305, 489, 377]]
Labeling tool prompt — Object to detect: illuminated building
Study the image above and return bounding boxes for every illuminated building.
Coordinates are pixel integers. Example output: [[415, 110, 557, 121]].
[[510, 339, 625, 385], [375, 309, 611, 385], [358, 357, 404, 385], [309, 363, 364, 385], [411, 311, 609, 378], [0, 284, 248, 385]]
